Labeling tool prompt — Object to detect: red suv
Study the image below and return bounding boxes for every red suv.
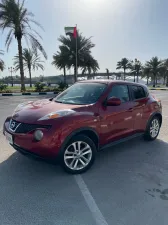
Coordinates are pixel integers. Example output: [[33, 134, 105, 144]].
[[3, 80, 162, 174]]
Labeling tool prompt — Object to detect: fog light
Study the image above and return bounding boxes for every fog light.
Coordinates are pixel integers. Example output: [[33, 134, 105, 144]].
[[34, 130, 43, 141]]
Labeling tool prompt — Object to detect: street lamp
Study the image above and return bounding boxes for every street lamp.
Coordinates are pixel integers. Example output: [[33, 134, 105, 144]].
[[8, 67, 15, 87], [106, 68, 109, 79]]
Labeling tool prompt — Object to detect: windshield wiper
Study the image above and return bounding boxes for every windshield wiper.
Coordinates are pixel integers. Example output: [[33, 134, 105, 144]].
[[55, 100, 63, 103]]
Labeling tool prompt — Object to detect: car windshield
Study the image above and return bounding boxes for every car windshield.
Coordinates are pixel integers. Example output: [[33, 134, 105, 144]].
[[55, 83, 107, 105]]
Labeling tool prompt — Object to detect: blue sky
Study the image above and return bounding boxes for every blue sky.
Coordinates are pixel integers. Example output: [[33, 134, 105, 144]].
[[1, 0, 168, 78]]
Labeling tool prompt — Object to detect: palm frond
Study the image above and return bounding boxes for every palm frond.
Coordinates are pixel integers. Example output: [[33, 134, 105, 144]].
[[0, 0, 47, 55]]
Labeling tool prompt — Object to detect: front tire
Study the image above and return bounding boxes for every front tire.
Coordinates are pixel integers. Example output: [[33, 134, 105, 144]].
[[144, 116, 161, 141], [61, 135, 96, 174]]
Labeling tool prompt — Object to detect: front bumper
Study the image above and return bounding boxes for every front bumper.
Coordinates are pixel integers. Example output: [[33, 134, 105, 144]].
[[11, 143, 60, 163], [3, 118, 62, 160]]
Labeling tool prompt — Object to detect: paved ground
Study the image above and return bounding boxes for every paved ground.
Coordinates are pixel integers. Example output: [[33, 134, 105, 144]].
[[0, 91, 168, 225]]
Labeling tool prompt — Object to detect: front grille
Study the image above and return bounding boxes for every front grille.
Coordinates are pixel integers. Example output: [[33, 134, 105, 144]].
[[9, 119, 51, 134], [9, 119, 21, 132]]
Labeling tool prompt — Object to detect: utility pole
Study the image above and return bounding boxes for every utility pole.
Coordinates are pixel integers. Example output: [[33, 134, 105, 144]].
[[8, 67, 14, 87]]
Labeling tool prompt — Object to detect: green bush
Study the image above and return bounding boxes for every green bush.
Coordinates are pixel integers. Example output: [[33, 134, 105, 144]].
[[0, 83, 7, 91], [58, 82, 68, 90], [34, 82, 45, 92]]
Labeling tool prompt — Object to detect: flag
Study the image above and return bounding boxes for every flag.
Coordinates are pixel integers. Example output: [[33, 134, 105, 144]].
[[65, 27, 77, 38]]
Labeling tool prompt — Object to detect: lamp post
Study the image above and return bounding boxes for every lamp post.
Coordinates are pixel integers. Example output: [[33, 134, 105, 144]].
[[8, 67, 14, 87], [106, 68, 109, 79]]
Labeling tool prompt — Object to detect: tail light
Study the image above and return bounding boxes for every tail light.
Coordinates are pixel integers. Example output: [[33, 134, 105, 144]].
[[152, 95, 162, 107]]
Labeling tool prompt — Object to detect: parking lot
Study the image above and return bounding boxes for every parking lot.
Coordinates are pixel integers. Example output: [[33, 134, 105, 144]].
[[0, 90, 168, 225]]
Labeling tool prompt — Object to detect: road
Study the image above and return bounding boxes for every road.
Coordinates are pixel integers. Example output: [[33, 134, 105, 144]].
[[0, 91, 168, 225]]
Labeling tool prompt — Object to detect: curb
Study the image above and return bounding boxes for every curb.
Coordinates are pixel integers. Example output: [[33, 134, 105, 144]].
[[150, 88, 168, 91], [0, 92, 59, 97]]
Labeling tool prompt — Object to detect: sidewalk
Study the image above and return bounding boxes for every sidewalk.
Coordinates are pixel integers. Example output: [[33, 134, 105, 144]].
[[0, 91, 59, 96]]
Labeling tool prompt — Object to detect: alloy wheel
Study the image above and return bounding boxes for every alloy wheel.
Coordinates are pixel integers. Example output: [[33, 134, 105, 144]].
[[150, 118, 160, 138], [64, 141, 92, 171]]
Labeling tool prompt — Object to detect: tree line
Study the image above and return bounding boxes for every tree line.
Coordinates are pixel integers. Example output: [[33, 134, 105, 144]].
[[116, 57, 168, 87], [0, 0, 167, 90]]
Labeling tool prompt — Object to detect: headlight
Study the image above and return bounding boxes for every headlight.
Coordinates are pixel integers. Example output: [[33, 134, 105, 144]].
[[38, 109, 75, 121]]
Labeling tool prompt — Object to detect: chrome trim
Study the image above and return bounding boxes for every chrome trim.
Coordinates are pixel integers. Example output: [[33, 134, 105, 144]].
[[9, 119, 21, 133]]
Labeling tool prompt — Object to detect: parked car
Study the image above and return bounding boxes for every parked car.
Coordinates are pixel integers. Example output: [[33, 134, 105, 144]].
[[3, 80, 162, 174]]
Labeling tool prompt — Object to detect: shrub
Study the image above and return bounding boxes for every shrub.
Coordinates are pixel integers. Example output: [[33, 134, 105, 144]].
[[0, 83, 7, 91], [58, 82, 68, 90], [34, 82, 45, 92]]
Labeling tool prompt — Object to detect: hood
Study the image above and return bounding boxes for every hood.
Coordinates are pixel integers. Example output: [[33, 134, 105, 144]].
[[12, 99, 83, 123]]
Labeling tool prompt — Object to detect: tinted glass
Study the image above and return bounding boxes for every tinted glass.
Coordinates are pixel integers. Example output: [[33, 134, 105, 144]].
[[108, 85, 129, 103], [131, 86, 146, 99], [55, 83, 107, 105]]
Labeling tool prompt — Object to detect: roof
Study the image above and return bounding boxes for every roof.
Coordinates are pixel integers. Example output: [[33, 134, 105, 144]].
[[78, 79, 147, 87]]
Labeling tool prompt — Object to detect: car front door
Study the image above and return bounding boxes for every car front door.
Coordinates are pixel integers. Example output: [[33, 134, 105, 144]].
[[129, 85, 149, 131], [99, 84, 135, 145]]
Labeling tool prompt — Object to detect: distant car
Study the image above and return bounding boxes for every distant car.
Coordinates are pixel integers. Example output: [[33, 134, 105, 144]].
[[3, 80, 162, 174]]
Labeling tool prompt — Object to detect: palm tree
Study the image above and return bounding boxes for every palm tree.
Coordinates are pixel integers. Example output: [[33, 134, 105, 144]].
[[145, 57, 164, 87], [130, 59, 142, 82], [116, 58, 131, 81], [52, 46, 70, 85], [0, 0, 47, 91], [58, 32, 96, 82], [13, 48, 44, 87], [142, 67, 151, 86], [0, 50, 5, 71], [81, 54, 99, 79]]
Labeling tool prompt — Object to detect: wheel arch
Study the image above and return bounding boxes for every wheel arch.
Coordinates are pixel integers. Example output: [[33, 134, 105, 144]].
[[146, 112, 162, 130], [59, 127, 99, 155]]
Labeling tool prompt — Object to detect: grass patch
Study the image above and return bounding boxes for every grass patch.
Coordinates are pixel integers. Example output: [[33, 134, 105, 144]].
[[0, 86, 63, 93]]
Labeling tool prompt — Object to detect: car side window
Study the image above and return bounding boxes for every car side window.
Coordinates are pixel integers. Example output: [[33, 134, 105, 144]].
[[108, 85, 130, 103], [131, 86, 146, 100]]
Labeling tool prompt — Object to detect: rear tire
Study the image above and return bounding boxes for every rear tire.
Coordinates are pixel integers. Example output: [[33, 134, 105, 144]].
[[144, 116, 161, 141], [60, 135, 96, 174]]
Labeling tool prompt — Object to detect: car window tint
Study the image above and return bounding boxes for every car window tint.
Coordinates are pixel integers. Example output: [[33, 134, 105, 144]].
[[108, 85, 129, 103], [131, 86, 146, 99]]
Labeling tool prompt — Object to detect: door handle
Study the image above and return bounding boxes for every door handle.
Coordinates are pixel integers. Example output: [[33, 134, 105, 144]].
[[128, 108, 133, 112]]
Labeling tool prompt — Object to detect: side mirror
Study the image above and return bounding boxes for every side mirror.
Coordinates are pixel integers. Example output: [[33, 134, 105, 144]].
[[106, 97, 121, 106]]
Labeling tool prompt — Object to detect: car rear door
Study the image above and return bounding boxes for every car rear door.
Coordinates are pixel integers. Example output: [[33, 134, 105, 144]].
[[99, 84, 135, 145], [129, 85, 149, 132]]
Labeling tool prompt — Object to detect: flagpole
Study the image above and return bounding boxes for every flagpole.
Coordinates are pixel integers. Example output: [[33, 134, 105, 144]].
[[75, 24, 78, 82]]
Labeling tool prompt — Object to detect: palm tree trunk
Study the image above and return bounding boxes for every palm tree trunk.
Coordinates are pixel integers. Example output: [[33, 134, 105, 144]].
[[17, 37, 25, 91], [147, 76, 149, 86], [166, 75, 168, 87], [123, 70, 125, 81], [28, 66, 32, 87], [63, 66, 66, 84], [153, 74, 156, 87], [74, 66, 77, 83], [163, 75, 166, 85], [134, 73, 136, 82], [137, 71, 139, 83]]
